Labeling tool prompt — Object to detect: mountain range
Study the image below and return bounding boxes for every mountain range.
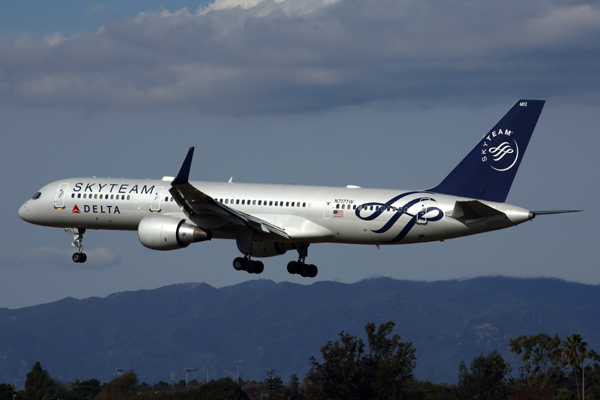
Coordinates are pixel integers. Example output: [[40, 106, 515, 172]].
[[1, 276, 599, 386]]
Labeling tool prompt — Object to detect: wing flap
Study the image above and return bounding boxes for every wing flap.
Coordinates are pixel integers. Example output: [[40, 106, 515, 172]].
[[169, 148, 290, 240]]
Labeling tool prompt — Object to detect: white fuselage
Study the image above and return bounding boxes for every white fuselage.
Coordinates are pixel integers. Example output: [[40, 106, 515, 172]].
[[19, 177, 532, 248]]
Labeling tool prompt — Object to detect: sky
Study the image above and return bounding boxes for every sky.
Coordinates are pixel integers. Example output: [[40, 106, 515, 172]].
[[1, 0, 599, 310]]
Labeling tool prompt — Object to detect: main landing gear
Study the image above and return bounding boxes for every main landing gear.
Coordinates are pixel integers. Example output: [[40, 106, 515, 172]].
[[233, 257, 265, 274], [230, 242, 318, 278], [288, 243, 318, 278], [68, 228, 87, 263]]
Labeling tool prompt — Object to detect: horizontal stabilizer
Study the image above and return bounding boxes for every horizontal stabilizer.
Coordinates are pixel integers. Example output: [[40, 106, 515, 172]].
[[532, 210, 583, 216], [451, 200, 506, 221]]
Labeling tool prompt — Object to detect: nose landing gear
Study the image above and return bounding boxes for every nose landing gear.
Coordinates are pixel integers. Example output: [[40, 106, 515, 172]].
[[67, 228, 87, 263]]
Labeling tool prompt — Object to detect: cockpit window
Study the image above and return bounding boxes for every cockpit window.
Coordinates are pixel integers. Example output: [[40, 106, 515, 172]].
[[32, 192, 42, 200]]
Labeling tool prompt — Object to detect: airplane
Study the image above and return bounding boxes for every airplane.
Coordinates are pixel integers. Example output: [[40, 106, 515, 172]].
[[19, 99, 580, 278]]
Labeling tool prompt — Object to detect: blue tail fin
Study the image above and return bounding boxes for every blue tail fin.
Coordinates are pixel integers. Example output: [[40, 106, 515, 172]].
[[431, 99, 545, 203]]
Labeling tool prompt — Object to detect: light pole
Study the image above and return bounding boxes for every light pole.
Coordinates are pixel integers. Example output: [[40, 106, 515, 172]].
[[234, 361, 243, 385], [202, 368, 213, 383], [183, 368, 196, 386]]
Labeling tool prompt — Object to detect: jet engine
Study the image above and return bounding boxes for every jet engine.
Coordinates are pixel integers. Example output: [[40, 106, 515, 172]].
[[138, 215, 211, 250], [238, 240, 296, 258]]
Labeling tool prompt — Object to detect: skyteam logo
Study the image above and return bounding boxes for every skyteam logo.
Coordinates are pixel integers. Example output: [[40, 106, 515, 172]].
[[481, 129, 519, 171], [355, 191, 443, 243]]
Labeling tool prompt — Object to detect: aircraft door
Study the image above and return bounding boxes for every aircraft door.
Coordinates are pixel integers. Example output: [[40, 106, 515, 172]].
[[323, 202, 332, 219], [54, 183, 69, 209], [150, 186, 164, 212], [416, 198, 429, 224]]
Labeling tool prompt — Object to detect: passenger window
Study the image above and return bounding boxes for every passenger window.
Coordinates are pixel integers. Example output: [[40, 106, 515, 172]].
[[302, 202, 306, 207], [99, 194, 103, 199], [78, 193, 81, 198], [236, 199, 240, 204], [128, 195, 131, 200], [242, 200, 245, 205], [258, 200, 262, 205], [370, 206, 373, 211], [275, 201, 278, 206], [336, 204, 340, 209], [286, 202, 289, 206], [353, 205, 357, 210], [225, 199, 228, 204], [280, 201, 284, 207], [269, 201, 273, 206], [71, 193, 75, 198], [111, 195, 114, 199]]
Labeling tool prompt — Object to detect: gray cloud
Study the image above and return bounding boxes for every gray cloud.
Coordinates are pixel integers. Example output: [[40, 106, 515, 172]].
[[0, 247, 120, 270], [0, 0, 599, 114]]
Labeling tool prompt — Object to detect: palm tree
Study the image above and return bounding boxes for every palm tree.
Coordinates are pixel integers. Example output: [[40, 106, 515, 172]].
[[561, 333, 588, 400]]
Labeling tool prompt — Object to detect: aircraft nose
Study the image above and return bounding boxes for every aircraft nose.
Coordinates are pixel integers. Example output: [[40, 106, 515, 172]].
[[18, 202, 31, 222]]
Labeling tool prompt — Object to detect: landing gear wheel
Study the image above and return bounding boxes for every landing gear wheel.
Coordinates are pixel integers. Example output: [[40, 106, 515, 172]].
[[287, 261, 300, 274], [253, 261, 264, 274], [233, 257, 247, 271], [72, 253, 87, 263], [287, 260, 317, 277]]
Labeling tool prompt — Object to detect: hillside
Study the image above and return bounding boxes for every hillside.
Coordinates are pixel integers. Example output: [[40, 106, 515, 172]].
[[1, 277, 599, 386]]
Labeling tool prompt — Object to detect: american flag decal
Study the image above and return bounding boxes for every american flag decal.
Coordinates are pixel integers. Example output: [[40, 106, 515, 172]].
[[333, 210, 344, 217]]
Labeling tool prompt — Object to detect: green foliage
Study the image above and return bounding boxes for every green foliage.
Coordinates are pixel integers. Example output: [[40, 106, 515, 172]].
[[561, 333, 588, 400], [509, 333, 562, 388], [95, 371, 138, 400], [71, 378, 102, 399], [448, 350, 511, 400], [24, 361, 69, 400], [305, 321, 416, 400], [0, 384, 16, 400]]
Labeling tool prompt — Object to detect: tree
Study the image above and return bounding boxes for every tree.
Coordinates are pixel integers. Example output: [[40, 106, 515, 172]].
[[70, 378, 102, 399], [24, 361, 67, 400], [561, 333, 588, 400], [509, 333, 562, 388], [95, 371, 138, 400], [305, 321, 416, 400], [452, 350, 512, 400], [0, 384, 16, 400]]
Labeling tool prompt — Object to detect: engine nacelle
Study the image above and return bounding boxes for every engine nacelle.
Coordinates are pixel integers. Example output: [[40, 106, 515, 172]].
[[138, 215, 211, 251], [238, 240, 296, 258]]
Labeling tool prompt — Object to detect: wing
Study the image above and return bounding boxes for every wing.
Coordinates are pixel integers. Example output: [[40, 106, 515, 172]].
[[169, 147, 290, 239]]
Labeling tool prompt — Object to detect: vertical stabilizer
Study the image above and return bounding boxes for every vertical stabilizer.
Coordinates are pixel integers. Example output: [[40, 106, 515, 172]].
[[431, 100, 545, 202]]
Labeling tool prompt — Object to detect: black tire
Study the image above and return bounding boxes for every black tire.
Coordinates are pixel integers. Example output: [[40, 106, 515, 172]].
[[246, 261, 256, 274], [300, 264, 309, 278], [254, 261, 264, 274], [72, 253, 81, 263], [233, 257, 246, 271], [287, 261, 298, 274], [80, 253, 87, 263], [307, 264, 318, 278]]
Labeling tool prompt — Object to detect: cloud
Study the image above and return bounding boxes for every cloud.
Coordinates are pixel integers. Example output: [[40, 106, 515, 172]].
[[0, 247, 121, 270], [0, 0, 599, 114]]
